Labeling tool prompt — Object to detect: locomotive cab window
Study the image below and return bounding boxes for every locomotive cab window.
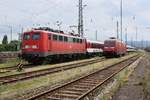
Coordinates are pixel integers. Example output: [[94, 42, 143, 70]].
[[24, 34, 30, 40], [105, 41, 115, 47], [32, 33, 40, 40]]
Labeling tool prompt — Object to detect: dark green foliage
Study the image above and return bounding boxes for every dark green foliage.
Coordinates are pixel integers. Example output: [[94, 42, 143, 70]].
[[6, 43, 17, 51], [0, 44, 5, 52], [0, 40, 21, 52], [2, 35, 8, 45]]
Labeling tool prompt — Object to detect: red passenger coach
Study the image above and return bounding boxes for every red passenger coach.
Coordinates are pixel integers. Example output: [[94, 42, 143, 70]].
[[22, 27, 86, 63], [86, 40, 104, 55], [104, 38, 126, 56]]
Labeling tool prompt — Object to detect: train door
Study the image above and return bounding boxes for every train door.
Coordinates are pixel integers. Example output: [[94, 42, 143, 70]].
[[48, 34, 51, 51]]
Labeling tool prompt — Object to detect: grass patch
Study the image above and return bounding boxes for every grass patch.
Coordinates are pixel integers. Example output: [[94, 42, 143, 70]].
[[141, 69, 150, 99], [98, 56, 141, 100], [99, 68, 130, 100], [0, 57, 100, 77], [0, 57, 21, 68]]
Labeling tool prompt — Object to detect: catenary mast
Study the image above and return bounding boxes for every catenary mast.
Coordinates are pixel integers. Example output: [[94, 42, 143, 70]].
[[78, 0, 84, 37]]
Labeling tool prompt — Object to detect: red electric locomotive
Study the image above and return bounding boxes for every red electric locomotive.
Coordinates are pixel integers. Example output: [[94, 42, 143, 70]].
[[103, 37, 126, 56], [22, 27, 105, 64], [22, 27, 86, 63]]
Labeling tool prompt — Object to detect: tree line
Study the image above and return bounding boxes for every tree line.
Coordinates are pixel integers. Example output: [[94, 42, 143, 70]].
[[0, 35, 21, 52]]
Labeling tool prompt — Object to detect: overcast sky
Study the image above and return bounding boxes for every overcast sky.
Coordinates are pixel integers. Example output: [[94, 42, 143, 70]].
[[0, 0, 150, 42]]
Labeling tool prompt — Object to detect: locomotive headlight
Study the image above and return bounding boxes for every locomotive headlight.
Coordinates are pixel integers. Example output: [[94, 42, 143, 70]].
[[25, 45, 30, 49], [32, 45, 38, 49]]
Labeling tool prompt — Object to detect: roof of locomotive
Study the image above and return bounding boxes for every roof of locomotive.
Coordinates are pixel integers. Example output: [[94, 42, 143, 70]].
[[104, 38, 123, 43], [24, 27, 84, 39]]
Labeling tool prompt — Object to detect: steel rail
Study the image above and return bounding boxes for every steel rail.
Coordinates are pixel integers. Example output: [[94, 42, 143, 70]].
[[25, 55, 139, 100], [0, 58, 105, 85]]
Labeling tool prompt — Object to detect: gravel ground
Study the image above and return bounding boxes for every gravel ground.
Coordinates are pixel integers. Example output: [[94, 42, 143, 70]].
[[112, 53, 149, 100]]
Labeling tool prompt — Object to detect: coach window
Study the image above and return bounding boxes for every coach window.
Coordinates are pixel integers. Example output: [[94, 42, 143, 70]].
[[93, 44, 95, 48], [73, 38, 76, 43], [68, 37, 73, 42], [64, 36, 68, 42], [77, 39, 80, 43], [32, 32, 40, 40], [59, 35, 63, 41], [24, 34, 30, 40], [53, 35, 58, 40], [76, 38, 78, 43]]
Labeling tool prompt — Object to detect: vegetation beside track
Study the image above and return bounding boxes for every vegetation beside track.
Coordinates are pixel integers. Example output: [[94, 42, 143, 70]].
[[142, 70, 150, 100], [141, 53, 150, 100], [0, 35, 21, 52], [0, 57, 21, 68], [0, 57, 102, 77], [0, 53, 139, 99], [97, 55, 142, 100]]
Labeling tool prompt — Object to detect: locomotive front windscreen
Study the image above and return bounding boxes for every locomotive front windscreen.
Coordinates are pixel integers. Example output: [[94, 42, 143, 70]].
[[24, 34, 30, 40], [104, 41, 115, 47], [32, 32, 40, 40]]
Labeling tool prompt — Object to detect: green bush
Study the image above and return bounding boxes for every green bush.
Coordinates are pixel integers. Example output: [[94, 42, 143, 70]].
[[0, 40, 21, 52], [0, 44, 5, 52], [6, 44, 17, 51]]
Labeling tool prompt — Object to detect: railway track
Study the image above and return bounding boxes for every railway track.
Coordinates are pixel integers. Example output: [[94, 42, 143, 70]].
[[0, 57, 104, 72], [0, 61, 26, 73], [0, 63, 32, 72], [0, 58, 105, 85], [25, 55, 140, 100]]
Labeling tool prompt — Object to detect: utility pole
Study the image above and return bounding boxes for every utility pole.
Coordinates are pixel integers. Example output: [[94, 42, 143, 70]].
[[95, 30, 98, 40], [141, 39, 144, 49], [116, 21, 119, 39], [136, 26, 138, 42], [133, 16, 137, 47], [120, 0, 123, 41], [131, 37, 133, 46], [125, 28, 127, 44], [78, 0, 84, 37], [21, 27, 24, 34], [10, 26, 12, 42], [19, 27, 24, 41]]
